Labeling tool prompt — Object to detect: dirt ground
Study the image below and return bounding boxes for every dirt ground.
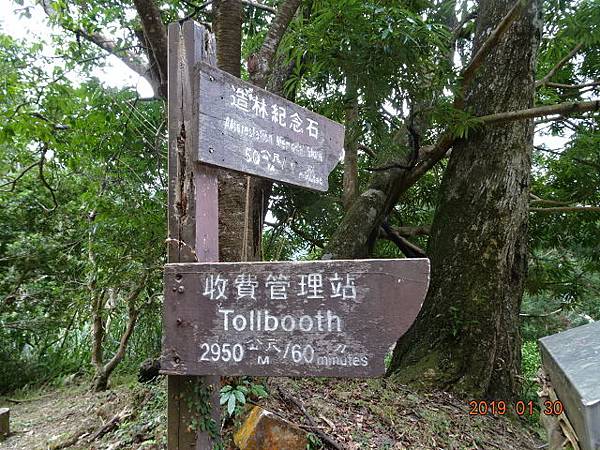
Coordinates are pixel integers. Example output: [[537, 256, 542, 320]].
[[0, 382, 136, 450], [258, 377, 546, 450], [1, 377, 545, 450]]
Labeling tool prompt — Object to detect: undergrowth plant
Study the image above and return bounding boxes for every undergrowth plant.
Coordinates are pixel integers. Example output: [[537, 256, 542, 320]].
[[220, 377, 268, 417]]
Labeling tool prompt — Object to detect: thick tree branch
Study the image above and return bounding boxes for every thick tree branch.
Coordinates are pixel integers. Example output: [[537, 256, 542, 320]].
[[536, 42, 584, 88], [343, 75, 360, 210], [452, 10, 477, 41], [102, 274, 148, 376], [395, 225, 432, 237], [289, 224, 325, 249], [81, 31, 152, 81], [529, 199, 572, 206], [249, 0, 303, 88], [215, 0, 243, 77], [358, 144, 376, 158], [132, 0, 169, 97], [325, 96, 599, 258], [380, 222, 426, 258], [362, 100, 599, 181]]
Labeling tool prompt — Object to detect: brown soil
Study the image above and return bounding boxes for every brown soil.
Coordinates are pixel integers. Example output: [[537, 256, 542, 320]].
[[1, 377, 546, 450], [253, 377, 546, 450], [0, 382, 144, 450]]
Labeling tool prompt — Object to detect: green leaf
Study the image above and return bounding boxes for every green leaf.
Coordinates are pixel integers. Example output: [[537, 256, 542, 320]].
[[251, 385, 268, 398], [227, 394, 236, 416], [219, 392, 229, 405], [233, 389, 246, 405]]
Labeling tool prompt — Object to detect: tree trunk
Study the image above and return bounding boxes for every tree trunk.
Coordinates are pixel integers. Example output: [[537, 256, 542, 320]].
[[92, 305, 140, 392], [342, 75, 360, 210], [90, 290, 105, 370], [215, 0, 242, 78], [92, 370, 109, 392], [388, 0, 541, 401], [214, 0, 265, 262]]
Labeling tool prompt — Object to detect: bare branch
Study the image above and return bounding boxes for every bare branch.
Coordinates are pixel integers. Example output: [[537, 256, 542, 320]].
[[39, 0, 156, 91], [0, 161, 38, 191], [545, 80, 600, 90], [277, 386, 344, 450], [520, 307, 563, 318], [534, 145, 600, 170], [249, 0, 303, 88], [478, 99, 600, 125], [536, 42, 584, 88], [242, 0, 276, 13], [530, 206, 600, 213]]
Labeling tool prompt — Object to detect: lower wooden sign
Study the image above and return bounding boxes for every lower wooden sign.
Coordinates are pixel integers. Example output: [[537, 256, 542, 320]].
[[161, 259, 429, 378]]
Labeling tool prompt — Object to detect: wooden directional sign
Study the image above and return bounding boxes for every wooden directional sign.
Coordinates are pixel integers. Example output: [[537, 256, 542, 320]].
[[194, 62, 345, 191], [161, 259, 429, 378]]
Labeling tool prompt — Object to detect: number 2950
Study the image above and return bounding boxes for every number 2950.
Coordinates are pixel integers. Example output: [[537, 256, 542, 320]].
[[200, 343, 244, 362]]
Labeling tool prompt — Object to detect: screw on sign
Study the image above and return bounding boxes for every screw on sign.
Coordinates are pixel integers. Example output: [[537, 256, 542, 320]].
[[162, 259, 430, 378]]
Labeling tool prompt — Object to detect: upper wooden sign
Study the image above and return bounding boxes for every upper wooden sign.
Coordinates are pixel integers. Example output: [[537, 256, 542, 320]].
[[161, 259, 429, 378], [194, 62, 345, 191]]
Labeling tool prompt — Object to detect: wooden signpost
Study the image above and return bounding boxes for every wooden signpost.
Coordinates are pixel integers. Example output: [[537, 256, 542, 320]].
[[194, 63, 344, 191], [164, 20, 430, 449], [162, 259, 429, 378]]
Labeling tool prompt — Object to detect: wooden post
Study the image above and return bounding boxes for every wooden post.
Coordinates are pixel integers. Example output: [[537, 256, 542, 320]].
[[0, 408, 9, 439], [166, 21, 220, 449]]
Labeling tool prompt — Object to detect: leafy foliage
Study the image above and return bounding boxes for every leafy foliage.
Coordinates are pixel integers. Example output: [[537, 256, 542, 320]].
[[0, 34, 165, 391], [220, 378, 268, 417]]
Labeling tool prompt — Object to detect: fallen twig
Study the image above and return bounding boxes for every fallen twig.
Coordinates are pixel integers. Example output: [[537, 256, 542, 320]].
[[49, 426, 91, 450], [277, 386, 344, 450], [87, 408, 132, 442]]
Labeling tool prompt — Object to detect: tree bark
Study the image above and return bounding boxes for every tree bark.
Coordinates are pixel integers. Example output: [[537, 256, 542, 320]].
[[92, 279, 146, 392], [92, 306, 140, 392], [388, 0, 542, 400], [215, 0, 243, 78], [213, 0, 262, 262], [132, 0, 169, 97], [90, 290, 105, 370], [215, 0, 302, 262], [342, 75, 360, 210], [250, 0, 303, 89]]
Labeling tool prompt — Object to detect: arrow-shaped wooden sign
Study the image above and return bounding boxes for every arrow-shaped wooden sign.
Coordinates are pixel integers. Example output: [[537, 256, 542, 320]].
[[193, 62, 345, 191], [162, 258, 429, 378]]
